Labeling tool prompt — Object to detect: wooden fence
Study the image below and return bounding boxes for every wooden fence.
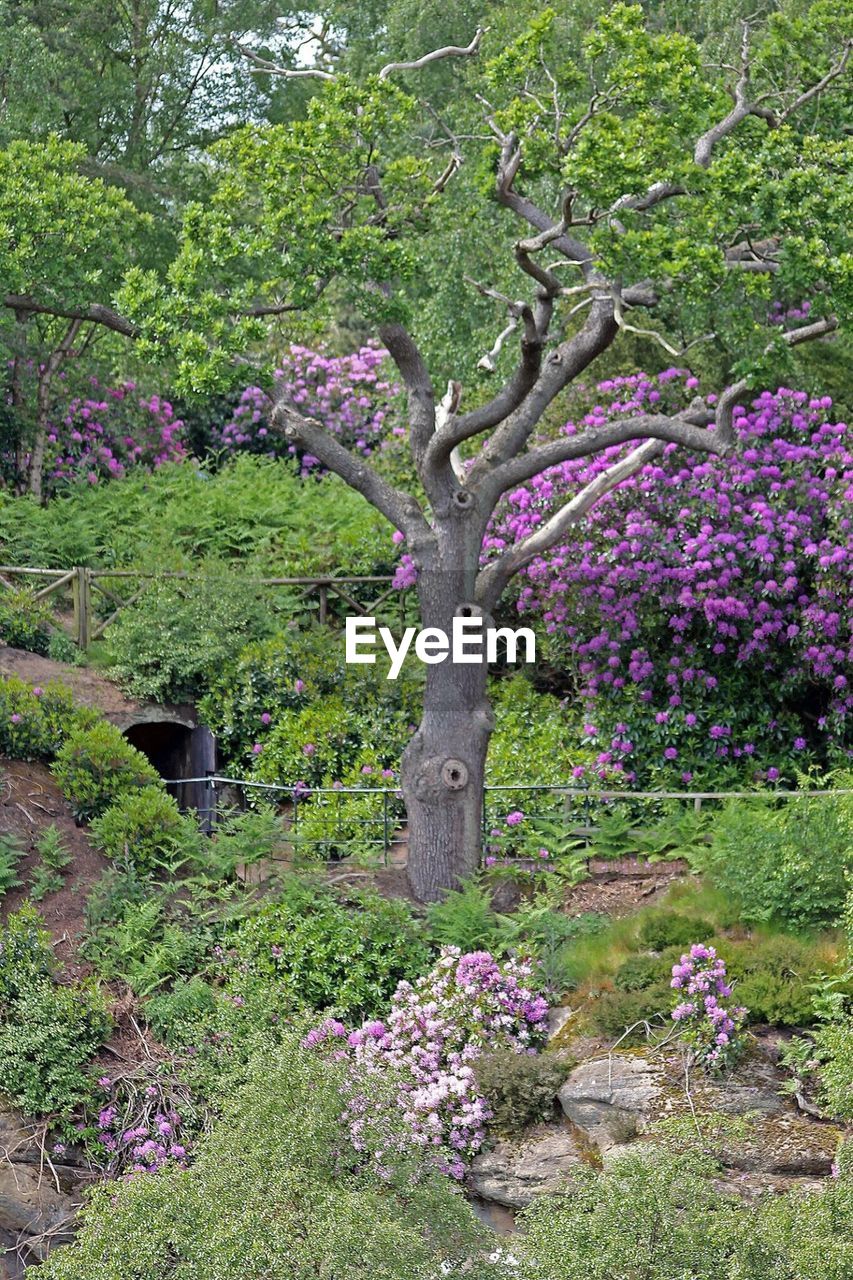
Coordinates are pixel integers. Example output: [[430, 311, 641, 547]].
[[0, 565, 407, 648]]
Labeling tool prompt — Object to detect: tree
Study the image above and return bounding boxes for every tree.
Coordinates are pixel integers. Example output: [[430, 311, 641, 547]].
[[0, 138, 147, 498], [23, 4, 852, 897]]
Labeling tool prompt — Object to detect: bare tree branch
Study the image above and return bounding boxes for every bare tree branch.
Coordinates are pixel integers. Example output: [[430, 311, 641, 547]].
[[477, 438, 664, 608], [377, 322, 436, 468], [483, 410, 726, 504], [4, 295, 140, 338], [777, 40, 852, 123], [234, 41, 335, 80], [379, 28, 485, 81], [715, 315, 838, 446], [271, 399, 429, 539]]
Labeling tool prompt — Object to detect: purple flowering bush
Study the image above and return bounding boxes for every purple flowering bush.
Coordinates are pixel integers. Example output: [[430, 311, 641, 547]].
[[304, 947, 550, 1179], [43, 379, 186, 493], [671, 944, 747, 1072], [486, 374, 851, 786], [90, 1073, 193, 1177], [211, 343, 401, 474]]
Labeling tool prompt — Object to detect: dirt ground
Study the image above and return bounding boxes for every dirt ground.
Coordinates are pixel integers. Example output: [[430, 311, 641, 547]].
[[0, 760, 109, 976]]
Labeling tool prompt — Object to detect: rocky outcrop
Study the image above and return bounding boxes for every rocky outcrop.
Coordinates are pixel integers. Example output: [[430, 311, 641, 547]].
[[0, 1108, 89, 1270], [557, 1052, 841, 1180], [468, 1126, 586, 1207]]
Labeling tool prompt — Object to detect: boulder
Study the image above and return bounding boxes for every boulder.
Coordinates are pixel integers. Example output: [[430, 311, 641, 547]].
[[468, 1126, 586, 1207], [558, 1055, 664, 1150]]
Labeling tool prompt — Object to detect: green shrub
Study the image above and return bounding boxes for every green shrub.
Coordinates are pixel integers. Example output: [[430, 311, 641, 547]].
[[106, 571, 278, 703], [0, 588, 53, 654], [144, 976, 219, 1045], [810, 1019, 853, 1120], [486, 675, 582, 786], [48, 628, 84, 664], [636, 911, 714, 952], [52, 721, 160, 819], [587, 985, 672, 1042], [0, 904, 56, 1003], [225, 877, 431, 1020], [200, 628, 420, 773], [0, 978, 110, 1118], [520, 1146, 853, 1280], [722, 935, 824, 1028], [251, 697, 411, 792], [475, 1048, 571, 1137], [37, 1037, 489, 1280], [615, 953, 671, 992], [83, 892, 211, 997], [90, 785, 186, 871], [706, 788, 853, 928], [0, 676, 93, 761]]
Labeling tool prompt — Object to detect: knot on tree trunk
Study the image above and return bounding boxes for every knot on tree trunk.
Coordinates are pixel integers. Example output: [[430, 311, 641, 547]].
[[413, 755, 471, 801]]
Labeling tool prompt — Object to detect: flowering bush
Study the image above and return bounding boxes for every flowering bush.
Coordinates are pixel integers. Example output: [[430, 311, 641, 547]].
[[670, 944, 746, 1072], [485, 375, 851, 785], [0, 675, 95, 761], [44, 379, 186, 492], [211, 343, 401, 474], [90, 1073, 193, 1177], [304, 947, 549, 1178]]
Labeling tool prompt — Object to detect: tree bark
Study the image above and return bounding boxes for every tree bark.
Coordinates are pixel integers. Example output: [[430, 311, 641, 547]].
[[402, 541, 495, 902]]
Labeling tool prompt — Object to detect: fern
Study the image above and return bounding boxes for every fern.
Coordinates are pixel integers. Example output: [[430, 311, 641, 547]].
[[0, 833, 25, 896]]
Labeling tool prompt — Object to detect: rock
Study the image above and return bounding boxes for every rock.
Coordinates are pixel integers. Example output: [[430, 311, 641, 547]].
[[708, 1084, 787, 1117], [712, 1112, 841, 1176], [468, 1126, 586, 1207], [0, 1162, 80, 1244], [548, 1006, 573, 1041], [558, 1055, 664, 1150]]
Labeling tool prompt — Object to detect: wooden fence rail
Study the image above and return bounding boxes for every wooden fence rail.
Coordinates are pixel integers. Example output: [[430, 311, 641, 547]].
[[0, 565, 405, 647]]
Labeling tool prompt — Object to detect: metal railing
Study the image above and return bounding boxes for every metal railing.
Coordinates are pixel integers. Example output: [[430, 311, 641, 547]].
[[161, 774, 853, 866]]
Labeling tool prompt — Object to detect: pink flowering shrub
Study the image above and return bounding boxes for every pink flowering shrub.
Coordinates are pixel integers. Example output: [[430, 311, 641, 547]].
[[670, 944, 747, 1072], [212, 343, 401, 474], [45, 378, 186, 492], [90, 1074, 192, 1178], [304, 947, 549, 1179], [487, 374, 851, 785]]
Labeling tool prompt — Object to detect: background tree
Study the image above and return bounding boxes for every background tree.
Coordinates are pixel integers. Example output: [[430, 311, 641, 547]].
[[0, 138, 147, 497]]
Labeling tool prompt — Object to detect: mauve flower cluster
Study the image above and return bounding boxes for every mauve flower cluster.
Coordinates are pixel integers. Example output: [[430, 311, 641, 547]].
[[213, 342, 400, 474], [304, 948, 549, 1180], [45, 378, 186, 492], [487, 373, 851, 778], [92, 1077, 190, 1177], [670, 944, 746, 1071]]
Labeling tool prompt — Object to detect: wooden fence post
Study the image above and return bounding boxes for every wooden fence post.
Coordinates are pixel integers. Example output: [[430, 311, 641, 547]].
[[72, 566, 91, 648]]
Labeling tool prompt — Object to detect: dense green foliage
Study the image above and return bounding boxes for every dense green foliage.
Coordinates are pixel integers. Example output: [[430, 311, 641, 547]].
[[90, 787, 187, 872], [521, 1147, 853, 1280], [39, 1037, 494, 1280], [52, 722, 161, 819], [106, 571, 279, 703], [0, 677, 95, 761], [704, 787, 853, 927], [222, 878, 431, 1020], [0, 906, 109, 1119]]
